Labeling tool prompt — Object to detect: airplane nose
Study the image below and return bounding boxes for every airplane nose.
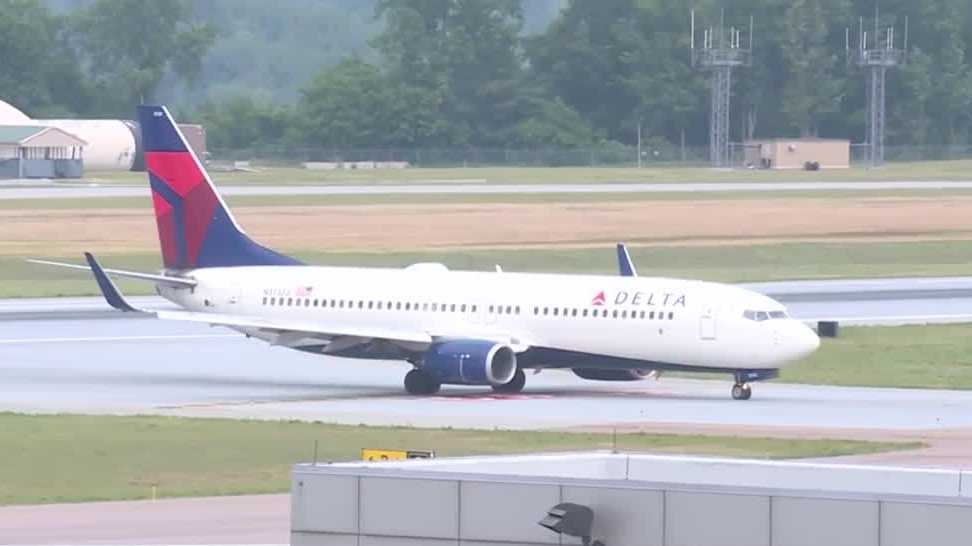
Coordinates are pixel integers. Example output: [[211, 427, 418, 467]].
[[789, 322, 820, 360]]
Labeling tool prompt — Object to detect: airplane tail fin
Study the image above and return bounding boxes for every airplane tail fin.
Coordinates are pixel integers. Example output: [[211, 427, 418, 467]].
[[138, 105, 301, 270]]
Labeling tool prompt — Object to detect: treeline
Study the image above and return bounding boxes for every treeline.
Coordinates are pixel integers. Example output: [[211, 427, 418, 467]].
[[200, 0, 972, 151], [6, 0, 972, 151]]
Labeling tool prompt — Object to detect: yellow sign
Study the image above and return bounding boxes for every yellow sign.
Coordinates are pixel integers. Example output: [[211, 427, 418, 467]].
[[361, 448, 434, 461]]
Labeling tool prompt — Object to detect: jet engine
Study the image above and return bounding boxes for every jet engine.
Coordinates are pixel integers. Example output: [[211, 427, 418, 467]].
[[423, 340, 517, 385], [572, 368, 653, 381]]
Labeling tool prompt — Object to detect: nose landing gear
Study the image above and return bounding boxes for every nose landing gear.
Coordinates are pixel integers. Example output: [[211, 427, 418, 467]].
[[731, 383, 752, 401]]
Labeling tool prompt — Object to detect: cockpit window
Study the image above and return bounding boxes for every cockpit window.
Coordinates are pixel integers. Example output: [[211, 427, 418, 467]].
[[743, 310, 788, 321]]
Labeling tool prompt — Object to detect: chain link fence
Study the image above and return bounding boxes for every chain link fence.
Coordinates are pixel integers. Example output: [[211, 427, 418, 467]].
[[209, 144, 972, 168]]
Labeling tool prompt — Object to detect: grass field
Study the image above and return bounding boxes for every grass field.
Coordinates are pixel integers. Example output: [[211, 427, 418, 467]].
[[8, 239, 972, 298], [6, 189, 972, 211], [782, 324, 972, 390], [0, 413, 920, 505], [75, 160, 972, 186]]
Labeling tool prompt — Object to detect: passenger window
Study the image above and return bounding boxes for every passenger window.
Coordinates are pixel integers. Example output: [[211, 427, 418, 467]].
[[543, 308, 549, 315], [358, 301, 363, 309], [515, 306, 520, 315], [451, 304, 456, 312], [583, 309, 589, 317], [405, 303, 411, 311], [621, 310, 627, 319], [287, 298, 293, 306], [431, 303, 438, 312], [534, 307, 539, 315], [506, 306, 512, 314], [553, 308, 559, 316], [612, 310, 618, 318], [668, 312, 674, 320], [640, 311, 645, 319], [472, 305, 477, 313], [461, 304, 467, 312]]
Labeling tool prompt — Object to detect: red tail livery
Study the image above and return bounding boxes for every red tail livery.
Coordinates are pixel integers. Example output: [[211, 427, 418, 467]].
[[138, 105, 300, 270]]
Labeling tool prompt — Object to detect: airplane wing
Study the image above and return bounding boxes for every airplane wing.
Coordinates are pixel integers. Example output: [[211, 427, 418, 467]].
[[617, 242, 638, 277], [157, 309, 433, 345], [59, 252, 531, 353]]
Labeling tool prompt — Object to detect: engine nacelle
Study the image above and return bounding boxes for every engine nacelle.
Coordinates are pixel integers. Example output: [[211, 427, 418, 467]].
[[424, 340, 517, 386], [572, 368, 652, 382]]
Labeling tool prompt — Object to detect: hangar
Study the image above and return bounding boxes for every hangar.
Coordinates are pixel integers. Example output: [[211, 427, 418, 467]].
[[292, 451, 972, 546], [0, 125, 86, 179]]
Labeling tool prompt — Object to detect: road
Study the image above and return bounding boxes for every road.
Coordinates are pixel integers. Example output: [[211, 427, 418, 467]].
[[5, 180, 972, 199]]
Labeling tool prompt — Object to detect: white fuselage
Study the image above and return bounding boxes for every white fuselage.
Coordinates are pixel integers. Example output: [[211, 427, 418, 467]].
[[159, 264, 819, 371]]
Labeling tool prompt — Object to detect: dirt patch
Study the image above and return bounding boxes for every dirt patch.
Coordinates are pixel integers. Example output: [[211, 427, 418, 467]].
[[6, 196, 972, 256]]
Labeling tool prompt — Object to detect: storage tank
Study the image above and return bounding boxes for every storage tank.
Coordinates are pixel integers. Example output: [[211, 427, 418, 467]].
[[34, 119, 139, 171], [0, 100, 31, 124]]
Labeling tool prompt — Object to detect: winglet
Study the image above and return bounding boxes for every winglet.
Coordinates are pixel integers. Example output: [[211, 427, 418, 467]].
[[617, 243, 638, 277], [84, 252, 140, 312]]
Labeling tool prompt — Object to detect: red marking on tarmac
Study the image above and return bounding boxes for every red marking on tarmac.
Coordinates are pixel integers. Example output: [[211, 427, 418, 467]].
[[428, 393, 556, 401]]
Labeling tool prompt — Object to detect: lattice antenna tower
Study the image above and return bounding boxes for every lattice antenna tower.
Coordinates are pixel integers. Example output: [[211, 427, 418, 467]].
[[691, 9, 753, 168], [846, 5, 908, 167]]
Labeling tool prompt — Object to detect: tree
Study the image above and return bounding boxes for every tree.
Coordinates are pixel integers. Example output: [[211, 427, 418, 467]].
[[196, 95, 293, 151], [295, 58, 450, 149], [375, 0, 527, 145], [780, 0, 849, 137], [70, 0, 215, 116], [0, 1, 88, 116]]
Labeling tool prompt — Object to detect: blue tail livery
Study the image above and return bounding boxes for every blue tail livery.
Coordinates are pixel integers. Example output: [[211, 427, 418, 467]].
[[138, 105, 301, 270]]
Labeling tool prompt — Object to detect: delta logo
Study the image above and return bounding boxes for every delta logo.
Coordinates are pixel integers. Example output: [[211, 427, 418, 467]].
[[591, 290, 687, 308]]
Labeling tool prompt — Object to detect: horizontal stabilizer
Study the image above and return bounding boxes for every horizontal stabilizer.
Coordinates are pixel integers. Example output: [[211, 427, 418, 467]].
[[28, 258, 197, 288]]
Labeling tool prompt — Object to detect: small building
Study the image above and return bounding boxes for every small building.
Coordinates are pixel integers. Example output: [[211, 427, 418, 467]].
[[292, 451, 972, 546], [745, 138, 850, 170], [0, 125, 87, 179]]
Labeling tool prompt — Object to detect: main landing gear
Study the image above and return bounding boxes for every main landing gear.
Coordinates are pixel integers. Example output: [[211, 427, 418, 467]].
[[492, 368, 526, 394], [404, 368, 440, 395], [731, 382, 752, 401]]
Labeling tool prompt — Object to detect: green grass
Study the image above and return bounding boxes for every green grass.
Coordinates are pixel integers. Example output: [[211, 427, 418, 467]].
[[5, 188, 972, 210], [10, 239, 972, 298], [0, 413, 919, 505], [783, 324, 972, 389], [73, 160, 972, 186]]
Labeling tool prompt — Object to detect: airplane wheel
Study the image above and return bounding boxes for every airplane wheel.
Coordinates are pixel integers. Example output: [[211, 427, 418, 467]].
[[404, 369, 440, 395], [492, 368, 526, 394], [731, 383, 752, 401]]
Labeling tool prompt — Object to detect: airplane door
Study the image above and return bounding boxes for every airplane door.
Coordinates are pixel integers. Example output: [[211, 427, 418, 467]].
[[700, 308, 717, 340]]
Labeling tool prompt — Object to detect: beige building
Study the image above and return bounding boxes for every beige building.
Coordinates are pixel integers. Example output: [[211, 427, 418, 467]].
[[745, 138, 850, 170]]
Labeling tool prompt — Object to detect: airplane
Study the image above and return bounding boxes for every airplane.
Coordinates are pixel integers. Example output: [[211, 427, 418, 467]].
[[32, 105, 820, 401]]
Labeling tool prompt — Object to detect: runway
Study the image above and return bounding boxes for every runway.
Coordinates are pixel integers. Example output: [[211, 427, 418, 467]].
[[3, 277, 972, 431], [4, 313, 972, 432], [5, 180, 972, 199]]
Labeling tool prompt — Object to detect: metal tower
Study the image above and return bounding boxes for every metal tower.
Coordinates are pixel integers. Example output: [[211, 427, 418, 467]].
[[692, 11, 752, 168], [848, 12, 906, 167]]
